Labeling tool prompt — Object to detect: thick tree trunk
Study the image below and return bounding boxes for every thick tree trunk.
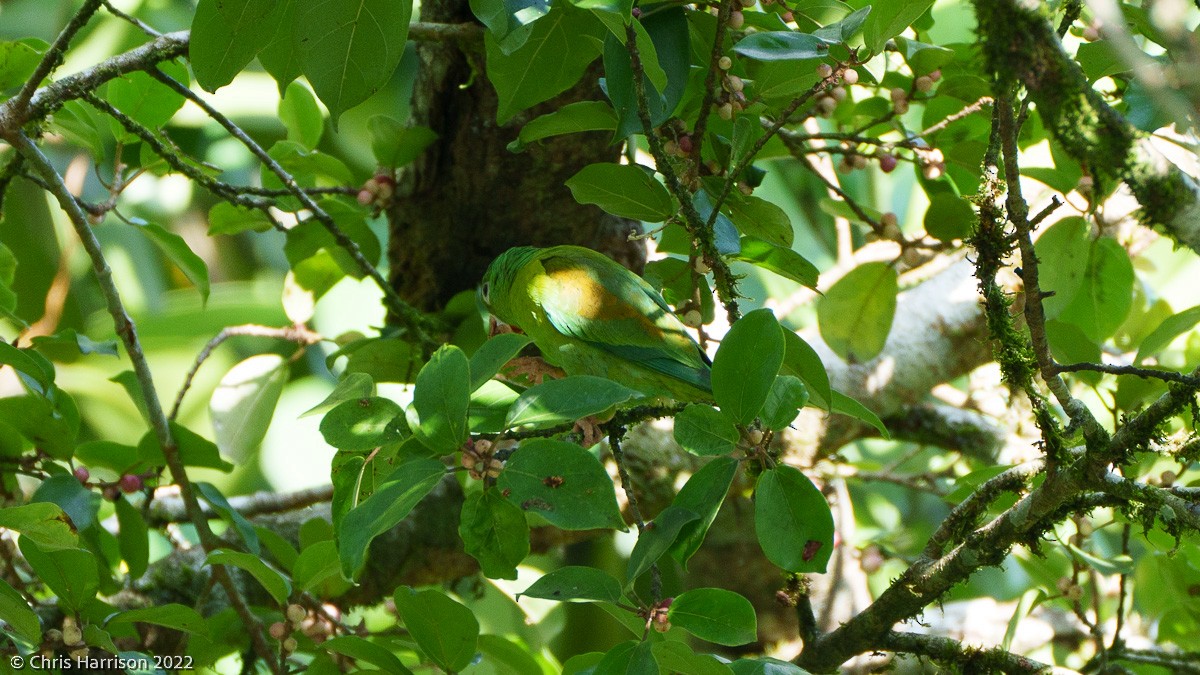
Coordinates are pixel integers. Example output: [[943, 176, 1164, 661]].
[[388, 0, 644, 312]]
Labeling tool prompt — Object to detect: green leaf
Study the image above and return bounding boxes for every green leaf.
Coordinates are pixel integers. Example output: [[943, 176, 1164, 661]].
[[31, 475, 99, 532], [319, 397, 405, 451], [862, 0, 935, 54], [734, 32, 829, 61], [510, 101, 618, 151], [138, 423, 234, 472], [394, 587, 480, 673], [0, 577, 41, 643], [369, 116, 439, 167], [302, 372, 375, 418], [207, 202, 274, 235], [813, 5, 870, 42], [206, 549, 291, 605], [18, 539, 97, 612], [471, 0, 549, 52], [115, 497, 149, 579], [477, 634, 545, 675], [893, 36, 954, 75], [652, 641, 734, 675], [258, 0, 302, 87], [1058, 237, 1134, 342], [459, 489, 530, 580], [0, 395, 76, 459], [412, 345, 471, 453], [669, 456, 738, 569], [106, 604, 206, 634], [761, 375, 809, 431], [923, 193, 975, 242], [733, 236, 819, 288], [693, 191, 742, 254], [30, 329, 118, 361], [519, 565, 624, 603], [754, 465, 834, 573], [486, 5, 605, 123], [293, 540, 344, 593], [280, 81, 324, 150], [0, 503, 78, 551], [1138, 305, 1200, 363], [817, 261, 897, 363], [505, 376, 640, 430], [190, 0, 276, 91], [338, 457, 446, 578], [722, 193, 794, 248], [781, 331, 830, 409], [566, 163, 675, 222], [210, 353, 287, 460], [0, 342, 53, 392], [712, 308, 785, 425], [626, 506, 699, 584], [673, 404, 739, 456], [498, 438, 626, 530], [831, 390, 888, 438], [295, 0, 412, 123], [107, 61, 189, 138], [129, 221, 210, 304], [594, 640, 657, 675], [196, 482, 260, 554], [1066, 543, 1134, 576], [668, 588, 757, 646], [603, 7, 690, 138], [469, 332, 533, 391], [0, 40, 42, 91], [1034, 216, 1091, 320], [323, 635, 414, 674]]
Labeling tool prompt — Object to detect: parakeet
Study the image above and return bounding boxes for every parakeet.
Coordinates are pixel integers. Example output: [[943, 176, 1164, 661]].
[[480, 245, 713, 402]]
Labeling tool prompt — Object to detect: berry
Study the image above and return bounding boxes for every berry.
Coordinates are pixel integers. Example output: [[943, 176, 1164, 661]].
[[851, 154, 868, 170], [681, 310, 703, 328], [1082, 25, 1100, 42], [286, 604, 307, 624], [718, 102, 735, 120], [728, 10, 745, 29], [890, 87, 907, 104], [830, 86, 847, 101], [781, 11, 794, 22], [269, 622, 288, 640], [356, 189, 374, 206], [893, 98, 910, 115], [880, 213, 900, 239], [631, 7, 642, 17], [816, 63, 833, 79], [677, 134, 694, 154], [739, 0, 756, 8], [725, 75, 744, 93], [119, 474, 143, 494], [283, 637, 298, 653], [718, 56, 733, 70], [928, 69, 942, 82], [841, 68, 859, 85], [816, 96, 838, 117], [915, 75, 933, 93], [73, 466, 90, 485], [877, 152, 898, 173]]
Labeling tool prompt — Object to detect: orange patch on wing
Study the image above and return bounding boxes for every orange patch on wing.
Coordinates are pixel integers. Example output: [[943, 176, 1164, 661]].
[[541, 267, 662, 337]]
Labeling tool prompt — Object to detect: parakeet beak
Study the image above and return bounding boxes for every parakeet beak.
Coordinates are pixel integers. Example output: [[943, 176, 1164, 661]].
[[488, 316, 523, 337]]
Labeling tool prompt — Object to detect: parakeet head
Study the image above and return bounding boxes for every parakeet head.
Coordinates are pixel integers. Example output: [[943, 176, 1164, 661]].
[[480, 246, 540, 325]]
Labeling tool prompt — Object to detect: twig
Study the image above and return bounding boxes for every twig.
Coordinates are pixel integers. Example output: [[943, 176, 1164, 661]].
[[170, 324, 322, 421], [608, 426, 660, 601], [688, 0, 735, 170], [101, 0, 162, 37], [147, 68, 439, 350], [3, 131, 282, 674], [875, 631, 1053, 674], [1052, 361, 1200, 387], [9, 0, 105, 121], [147, 484, 333, 525]]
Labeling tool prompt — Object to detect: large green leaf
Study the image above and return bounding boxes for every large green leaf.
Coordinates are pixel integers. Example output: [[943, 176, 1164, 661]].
[[1137, 305, 1200, 363], [733, 237, 819, 289], [862, 0, 935, 54], [566, 163, 675, 222], [673, 404, 739, 456], [295, 0, 412, 122], [1058, 237, 1134, 342], [459, 489, 530, 580], [519, 566, 624, 603], [0, 577, 40, 643], [394, 588, 480, 672], [205, 549, 291, 605], [505, 375, 640, 430], [712, 309, 785, 425], [0, 503, 78, 551], [190, 0, 277, 91], [626, 506, 699, 584], [668, 588, 757, 646], [754, 465, 834, 573], [498, 439, 626, 530], [603, 6, 690, 138], [210, 354, 287, 460], [669, 456, 738, 568], [510, 101, 618, 151], [18, 539, 98, 612], [412, 345, 471, 453], [337, 457, 446, 578], [1034, 216, 1091, 320], [817, 262, 897, 363], [487, 5, 606, 123]]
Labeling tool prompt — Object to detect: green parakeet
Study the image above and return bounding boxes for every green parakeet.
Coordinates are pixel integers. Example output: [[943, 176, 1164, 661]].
[[480, 245, 713, 402]]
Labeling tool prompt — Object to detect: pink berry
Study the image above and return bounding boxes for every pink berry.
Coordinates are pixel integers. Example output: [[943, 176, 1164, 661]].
[[677, 135, 694, 154], [877, 153, 898, 173], [356, 189, 374, 206], [842, 69, 859, 85], [73, 467, 90, 484], [119, 474, 143, 494]]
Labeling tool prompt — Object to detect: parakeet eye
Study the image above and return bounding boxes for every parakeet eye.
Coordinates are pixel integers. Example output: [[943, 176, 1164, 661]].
[[481, 282, 491, 304]]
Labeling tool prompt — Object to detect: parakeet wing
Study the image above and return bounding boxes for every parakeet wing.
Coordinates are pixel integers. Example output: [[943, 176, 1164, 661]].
[[530, 248, 711, 391]]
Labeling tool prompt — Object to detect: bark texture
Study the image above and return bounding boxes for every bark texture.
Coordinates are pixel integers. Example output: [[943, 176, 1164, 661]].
[[388, 0, 644, 312]]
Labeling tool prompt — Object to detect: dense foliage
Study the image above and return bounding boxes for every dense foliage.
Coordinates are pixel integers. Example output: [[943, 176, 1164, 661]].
[[0, 0, 1199, 673]]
